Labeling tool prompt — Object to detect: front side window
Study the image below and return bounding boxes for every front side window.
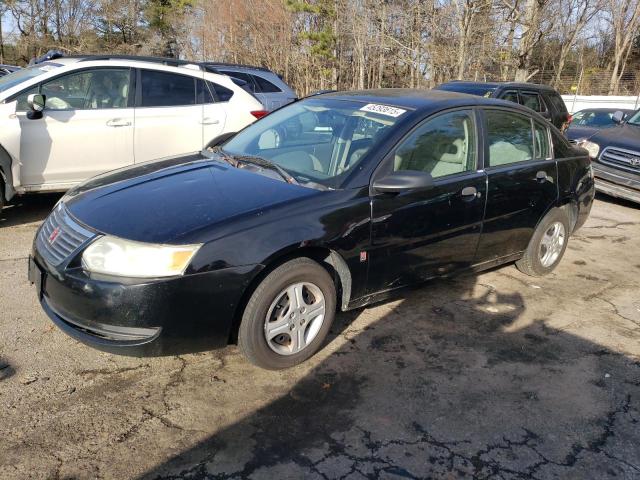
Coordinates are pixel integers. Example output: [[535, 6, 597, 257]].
[[27, 68, 131, 111], [486, 110, 534, 166], [393, 110, 477, 178], [222, 98, 403, 188], [141, 70, 195, 107]]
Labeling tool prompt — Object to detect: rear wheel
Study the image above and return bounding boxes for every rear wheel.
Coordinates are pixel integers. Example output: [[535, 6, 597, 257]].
[[516, 208, 570, 277], [238, 257, 336, 370], [0, 178, 5, 211]]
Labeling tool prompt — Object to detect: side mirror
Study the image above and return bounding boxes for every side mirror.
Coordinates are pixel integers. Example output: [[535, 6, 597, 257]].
[[373, 170, 434, 194], [612, 110, 625, 124], [27, 93, 46, 120]]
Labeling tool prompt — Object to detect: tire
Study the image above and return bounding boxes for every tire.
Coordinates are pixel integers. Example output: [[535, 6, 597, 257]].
[[238, 257, 336, 370], [0, 178, 5, 211], [516, 208, 570, 277]]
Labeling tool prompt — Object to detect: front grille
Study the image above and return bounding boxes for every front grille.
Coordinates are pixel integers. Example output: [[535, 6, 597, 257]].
[[36, 203, 95, 266], [599, 147, 640, 173]]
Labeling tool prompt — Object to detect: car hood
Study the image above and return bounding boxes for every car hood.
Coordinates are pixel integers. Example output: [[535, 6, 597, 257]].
[[65, 154, 319, 244], [588, 123, 640, 151], [566, 125, 600, 141]]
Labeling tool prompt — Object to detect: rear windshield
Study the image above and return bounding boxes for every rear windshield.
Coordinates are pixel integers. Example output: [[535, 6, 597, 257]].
[[546, 92, 568, 114], [0, 62, 63, 94], [436, 84, 496, 97]]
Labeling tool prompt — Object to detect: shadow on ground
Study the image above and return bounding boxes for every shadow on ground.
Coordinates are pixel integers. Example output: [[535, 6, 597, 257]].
[[139, 272, 640, 479], [0, 193, 61, 228]]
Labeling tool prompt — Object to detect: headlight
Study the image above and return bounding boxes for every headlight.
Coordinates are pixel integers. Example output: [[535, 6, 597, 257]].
[[577, 140, 600, 159], [82, 236, 201, 278]]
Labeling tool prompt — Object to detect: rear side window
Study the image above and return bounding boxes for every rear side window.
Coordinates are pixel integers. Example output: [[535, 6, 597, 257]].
[[220, 71, 256, 92], [534, 122, 551, 159], [253, 75, 281, 93], [520, 92, 546, 113], [500, 91, 519, 103], [208, 81, 234, 102], [393, 110, 477, 178], [546, 92, 568, 114], [486, 110, 533, 166], [141, 70, 195, 107]]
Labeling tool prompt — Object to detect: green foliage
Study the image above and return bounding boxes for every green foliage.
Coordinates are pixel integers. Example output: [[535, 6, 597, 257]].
[[286, 0, 336, 60]]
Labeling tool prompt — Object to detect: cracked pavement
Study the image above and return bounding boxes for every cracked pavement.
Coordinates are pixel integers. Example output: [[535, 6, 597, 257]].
[[1, 193, 639, 479]]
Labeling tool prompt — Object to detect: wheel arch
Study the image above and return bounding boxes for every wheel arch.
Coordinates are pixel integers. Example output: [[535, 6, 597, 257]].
[[227, 245, 352, 344]]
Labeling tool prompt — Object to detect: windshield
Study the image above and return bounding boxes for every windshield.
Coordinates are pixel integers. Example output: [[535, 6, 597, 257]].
[[571, 110, 620, 127], [626, 110, 640, 126], [221, 98, 406, 188], [0, 62, 63, 95]]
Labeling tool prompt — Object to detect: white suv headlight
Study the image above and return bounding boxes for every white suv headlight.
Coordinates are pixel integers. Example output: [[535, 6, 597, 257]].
[[577, 140, 600, 159], [82, 236, 201, 278]]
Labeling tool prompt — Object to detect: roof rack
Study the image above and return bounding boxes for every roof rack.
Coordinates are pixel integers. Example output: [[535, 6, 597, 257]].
[[202, 62, 273, 73], [75, 55, 214, 71]]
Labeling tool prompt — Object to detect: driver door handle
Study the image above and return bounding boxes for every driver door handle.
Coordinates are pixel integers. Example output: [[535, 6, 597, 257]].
[[106, 118, 131, 127], [461, 186, 481, 199]]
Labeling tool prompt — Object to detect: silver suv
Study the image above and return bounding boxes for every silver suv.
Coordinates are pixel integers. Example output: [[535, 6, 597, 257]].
[[203, 63, 297, 111]]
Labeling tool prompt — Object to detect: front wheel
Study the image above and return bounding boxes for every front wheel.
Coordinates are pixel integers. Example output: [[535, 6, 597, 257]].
[[516, 208, 570, 277], [238, 257, 336, 370]]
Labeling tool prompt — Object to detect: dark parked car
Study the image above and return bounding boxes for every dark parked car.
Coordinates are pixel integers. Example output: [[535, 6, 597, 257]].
[[436, 81, 571, 131], [202, 63, 297, 111], [0, 64, 21, 77], [29, 89, 594, 369], [566, 108, 636, 142], [577, 109, 640, 203]]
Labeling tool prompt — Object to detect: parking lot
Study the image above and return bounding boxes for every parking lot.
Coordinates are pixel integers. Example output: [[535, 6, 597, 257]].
[[0, 193, 639, 479]]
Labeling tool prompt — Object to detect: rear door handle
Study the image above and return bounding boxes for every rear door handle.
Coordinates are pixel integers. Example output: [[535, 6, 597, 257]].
[[201, 118, 220, 125], [106, 118, 131, 127], [461, 186, 481, 199], [536, 171, 548, 182]]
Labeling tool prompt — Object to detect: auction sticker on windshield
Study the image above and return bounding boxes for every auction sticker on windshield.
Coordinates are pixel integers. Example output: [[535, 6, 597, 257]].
[[360, 103, 407, 117]]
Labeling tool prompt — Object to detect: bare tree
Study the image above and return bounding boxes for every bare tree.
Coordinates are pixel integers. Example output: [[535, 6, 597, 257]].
[[605, 0, 640, 94]]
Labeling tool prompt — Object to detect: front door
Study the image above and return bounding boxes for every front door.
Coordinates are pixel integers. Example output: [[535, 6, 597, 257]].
[[475, 109, 558, 262], [368, 109, 487, 294], [17, 68, 135, 186]]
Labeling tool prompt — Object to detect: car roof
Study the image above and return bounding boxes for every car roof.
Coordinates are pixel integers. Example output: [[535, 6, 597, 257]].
[[438, 80, 556, 91], [315, 88, 530, 112]]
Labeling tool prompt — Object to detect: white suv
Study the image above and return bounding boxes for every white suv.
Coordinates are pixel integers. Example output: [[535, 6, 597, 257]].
[[0, 55, 266, 208]]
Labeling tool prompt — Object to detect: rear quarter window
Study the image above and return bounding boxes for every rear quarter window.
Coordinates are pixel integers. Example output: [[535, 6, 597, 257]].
[[253, 75, 282, 93]]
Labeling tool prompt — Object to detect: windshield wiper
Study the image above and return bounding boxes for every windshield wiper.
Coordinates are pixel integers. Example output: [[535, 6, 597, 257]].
[[213, 149, 298, 185]]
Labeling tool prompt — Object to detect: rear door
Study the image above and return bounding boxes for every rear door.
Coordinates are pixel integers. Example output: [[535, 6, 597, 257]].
[[475, 108, 557, 262], [198, 79, 226, 145], [368, 108, 487, 293], [134, 69, 202, 163], [17, 67, 135, 185]]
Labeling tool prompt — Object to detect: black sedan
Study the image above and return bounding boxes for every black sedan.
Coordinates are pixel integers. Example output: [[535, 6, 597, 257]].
[[29, 90, 595, 369]]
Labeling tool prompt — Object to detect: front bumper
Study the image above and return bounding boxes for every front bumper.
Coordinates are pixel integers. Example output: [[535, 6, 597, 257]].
[[592, 163, 640, 204], [29, 253, 261, 356]]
